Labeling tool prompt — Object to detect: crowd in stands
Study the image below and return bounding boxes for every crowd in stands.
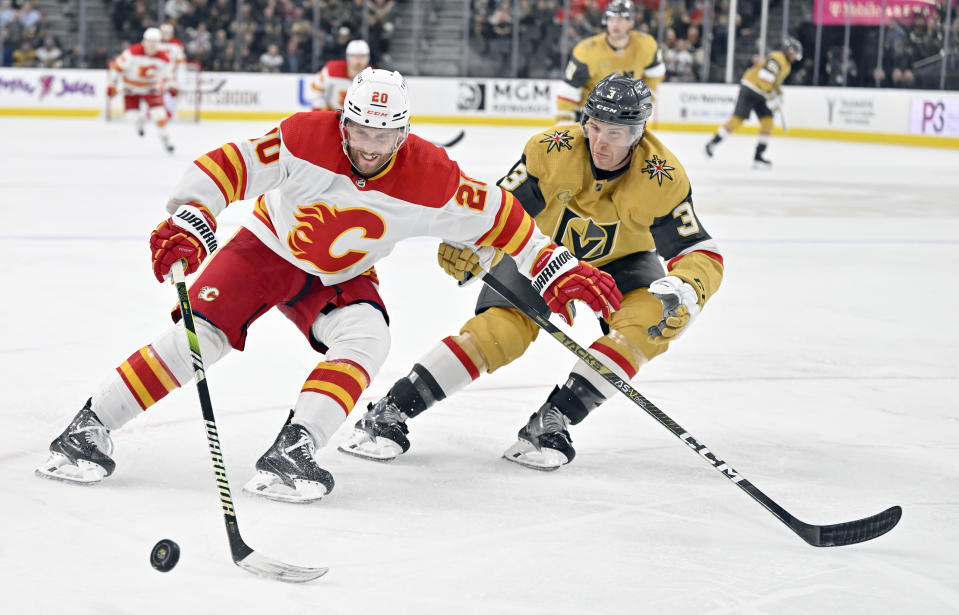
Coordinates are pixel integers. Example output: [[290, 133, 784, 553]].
[[0, 0, 955, 89], [1, 0, 395, 73], [465, 0, 956, 87], [106, 0, 395, 72]]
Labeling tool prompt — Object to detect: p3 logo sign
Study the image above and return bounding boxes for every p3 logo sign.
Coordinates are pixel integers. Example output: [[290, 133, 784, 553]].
[[909, 99, 959, 136]]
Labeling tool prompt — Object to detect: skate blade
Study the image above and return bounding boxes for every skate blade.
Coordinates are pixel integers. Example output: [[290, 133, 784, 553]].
[[34, 453, 107, 484], [502, 440, 567, 471], [337, 433, 402, 462], [242, 471, 327, 504], [752, 161, 772, 170]]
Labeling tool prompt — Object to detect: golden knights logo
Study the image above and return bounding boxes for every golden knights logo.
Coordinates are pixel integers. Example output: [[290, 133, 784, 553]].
[[539, 130, 574, 154], [553, 208, 618, 262], [642, 155, 675, 186]]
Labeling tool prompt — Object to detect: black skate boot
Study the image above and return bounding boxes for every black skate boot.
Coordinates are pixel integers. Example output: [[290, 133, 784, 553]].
[[35, 398, 116, 484], [243, 417, 334, 503], [338, 396, 411, 462], [753, 143, 772, 168], [704, 134, 722, 158], [503, 400, 575, 471]]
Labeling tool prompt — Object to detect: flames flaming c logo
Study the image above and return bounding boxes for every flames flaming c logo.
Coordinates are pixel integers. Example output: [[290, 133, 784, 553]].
[[287, 202, 386, 273]]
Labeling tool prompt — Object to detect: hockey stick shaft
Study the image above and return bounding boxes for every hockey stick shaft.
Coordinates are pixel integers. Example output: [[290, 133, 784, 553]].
[[478, 270, 900, 546], [171, 260, 328, 581], [171, 261, 252, 560]]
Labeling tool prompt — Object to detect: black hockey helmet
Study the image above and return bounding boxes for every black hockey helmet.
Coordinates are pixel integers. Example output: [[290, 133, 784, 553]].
[[783, 36, 803, 61], [602, 0, 636, 24], [582, 73, 653, 127]]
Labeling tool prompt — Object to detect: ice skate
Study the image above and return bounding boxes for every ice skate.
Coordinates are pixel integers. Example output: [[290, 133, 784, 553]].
[[704, 141, 715, 158], [243, 421, 334, 503], [503, 401, 575, 471], [338, 397, 410, 462], [753, 153, 772, 169], [135, 117, 146, 137], [160, 134, 174, 154], [35, 399, 115, 484]]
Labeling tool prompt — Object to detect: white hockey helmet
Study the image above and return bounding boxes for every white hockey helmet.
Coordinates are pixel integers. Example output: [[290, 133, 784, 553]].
[[143, 27, 161, 43], [345, 39, 370, 58], [342, 67, 410, 130]]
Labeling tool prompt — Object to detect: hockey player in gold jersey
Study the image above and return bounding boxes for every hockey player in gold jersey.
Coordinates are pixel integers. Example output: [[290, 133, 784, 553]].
[[340, 75, 724, 470], [555, 0, 665, 124], [705, 36, 803, 167]]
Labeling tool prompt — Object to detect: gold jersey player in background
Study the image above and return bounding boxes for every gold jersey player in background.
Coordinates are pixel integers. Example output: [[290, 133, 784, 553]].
[[704, 36, 803, 167], [340, 75, 724, 471], [555, 0, 665, 124]]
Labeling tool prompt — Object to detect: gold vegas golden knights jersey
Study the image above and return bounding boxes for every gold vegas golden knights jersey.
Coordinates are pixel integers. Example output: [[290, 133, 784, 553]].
[[741, 50, 792, 96], [556, 31, 665, 119], [499, 123, 723, 305]]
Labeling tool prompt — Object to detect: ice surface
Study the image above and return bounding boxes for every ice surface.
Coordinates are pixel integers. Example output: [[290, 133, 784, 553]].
[[1, 117, 957, 614]]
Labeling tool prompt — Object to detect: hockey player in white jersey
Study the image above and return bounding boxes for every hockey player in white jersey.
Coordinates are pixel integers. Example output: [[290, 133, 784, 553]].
[[35, 68, 622, 503], [107, 27, 175, 153], [310, 39, 370, 111], [158, 23, 186, 121]]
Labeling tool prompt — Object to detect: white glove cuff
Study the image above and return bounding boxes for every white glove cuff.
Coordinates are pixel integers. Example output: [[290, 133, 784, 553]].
[[530, 246, 577, 295]]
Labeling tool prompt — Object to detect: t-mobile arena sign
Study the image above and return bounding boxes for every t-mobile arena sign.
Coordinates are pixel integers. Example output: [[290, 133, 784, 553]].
[[812, 0, 946, 25]]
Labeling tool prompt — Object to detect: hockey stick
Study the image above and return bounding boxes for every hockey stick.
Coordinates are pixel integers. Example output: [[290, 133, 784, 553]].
[[429, 130, 465, 148], [478, 270, 901, 547], [171, 260, 329, 582]]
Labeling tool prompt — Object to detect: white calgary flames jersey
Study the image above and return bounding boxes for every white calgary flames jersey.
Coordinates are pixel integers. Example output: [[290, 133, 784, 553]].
[[310, 60, 361, 111], [158, 38, 186, 78], [166, 111, 552, 285], [110, 43, 172, 94]]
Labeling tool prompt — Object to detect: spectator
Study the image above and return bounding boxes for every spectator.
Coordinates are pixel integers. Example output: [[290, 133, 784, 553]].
[[0, 27, 11, 66], [13, 39, 36, 66], [18, 2, 41, 29], [666, 39, 696, 82], [259, 42, 284, 72], [825, 46, 859, 87], [901, 68, 916, 89], [35, 35, 62, 68], [0, 0, 16, 28], [164, 0, 190, 22], [871, 66, 889, 88], [322, 26, 352, 64], [186, 23, 212, 64]]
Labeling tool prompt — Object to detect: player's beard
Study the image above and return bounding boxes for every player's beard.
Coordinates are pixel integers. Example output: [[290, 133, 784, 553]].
[[346, 145, 393, 177]]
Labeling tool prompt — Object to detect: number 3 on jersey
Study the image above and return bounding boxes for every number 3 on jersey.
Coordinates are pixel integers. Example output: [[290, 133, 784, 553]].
[[672, 202, 700, 237], [499, 162, 528, 191]]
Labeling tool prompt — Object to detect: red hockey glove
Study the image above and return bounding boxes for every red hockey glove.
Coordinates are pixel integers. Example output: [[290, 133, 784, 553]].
[[167, 86, 178, 97], [150, 204, 218, 282], [530, 244, 622, 325], [107, 86, 117, 98]]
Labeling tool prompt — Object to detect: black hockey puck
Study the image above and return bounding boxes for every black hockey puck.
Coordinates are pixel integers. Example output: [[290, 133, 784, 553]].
[[150, 539, 180, 572]]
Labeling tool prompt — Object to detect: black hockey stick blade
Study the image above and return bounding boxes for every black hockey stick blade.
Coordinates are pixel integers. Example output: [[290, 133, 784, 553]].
[[794, 505, 902, 547], [235, 550, 329, 583], [430, 130, 465, 148]]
